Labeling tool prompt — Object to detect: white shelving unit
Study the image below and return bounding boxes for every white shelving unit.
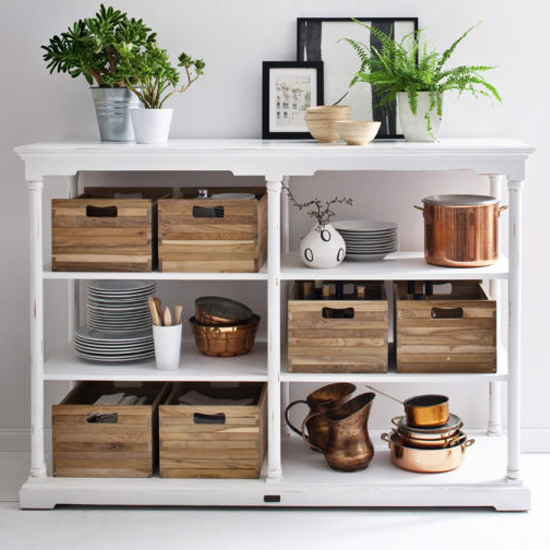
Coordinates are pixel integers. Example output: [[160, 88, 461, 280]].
[[14, 138, 534, 511]]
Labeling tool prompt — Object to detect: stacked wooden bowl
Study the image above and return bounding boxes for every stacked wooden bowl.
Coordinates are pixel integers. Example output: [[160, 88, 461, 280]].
[[189, 297, 260, 357], [305, 105, 351, 143]]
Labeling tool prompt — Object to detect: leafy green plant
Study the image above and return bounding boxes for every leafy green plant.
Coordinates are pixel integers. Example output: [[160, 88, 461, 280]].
[[42, 4, 157, 87], [341, 21, 501, 134], [116, 44, 205, 109]]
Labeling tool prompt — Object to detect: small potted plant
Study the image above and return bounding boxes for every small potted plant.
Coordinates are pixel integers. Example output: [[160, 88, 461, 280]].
[[42, 4, 157, 142], [283, 183, 352, 269], [341, 21, 501, 141], [117, 44, 205, 144]]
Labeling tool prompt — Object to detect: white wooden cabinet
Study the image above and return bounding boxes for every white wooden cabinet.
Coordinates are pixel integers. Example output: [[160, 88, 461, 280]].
[[14, 138, 534, 510]]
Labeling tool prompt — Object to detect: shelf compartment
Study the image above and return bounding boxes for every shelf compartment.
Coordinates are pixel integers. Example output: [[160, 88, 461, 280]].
[[44, 342, 268, 382], [281, 252, 509, 281], [19, 434, 529, 511], [42, 263, 268, 281]]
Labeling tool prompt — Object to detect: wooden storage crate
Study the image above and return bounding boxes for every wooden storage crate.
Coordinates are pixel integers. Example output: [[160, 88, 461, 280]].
[[52, 187, 172, 271], [287, 281, 388, 373], [159, 382, 267, 479], [158, 187, 267, 272], [52, 381, 170, 478], [395, 281, 496, 373]]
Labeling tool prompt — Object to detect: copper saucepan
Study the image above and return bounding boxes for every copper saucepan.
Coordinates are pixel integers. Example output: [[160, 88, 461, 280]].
[[365, 385, 449, 428]]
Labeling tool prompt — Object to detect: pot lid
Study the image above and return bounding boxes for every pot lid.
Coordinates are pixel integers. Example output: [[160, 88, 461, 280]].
[[422, 194, 498, 206], [394, 413, 462, 434]]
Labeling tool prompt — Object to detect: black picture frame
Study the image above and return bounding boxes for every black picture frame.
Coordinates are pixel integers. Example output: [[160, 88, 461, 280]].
[[297, 17, 419, 139], [262, 61, 324, 140]]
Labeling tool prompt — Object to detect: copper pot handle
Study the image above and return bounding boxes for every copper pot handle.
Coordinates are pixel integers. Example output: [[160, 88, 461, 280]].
[[463, 438, 475, 449], [284, 400, 308, 437], [380, 432, 393, 448], [498, 205, 508, 216], [301, 412, 324, 452], [391, 415, 404, 427], [414, 205, 424, 214]]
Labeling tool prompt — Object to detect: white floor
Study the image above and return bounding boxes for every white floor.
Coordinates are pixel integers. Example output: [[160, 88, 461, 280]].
[[1, 452, 549, 550]]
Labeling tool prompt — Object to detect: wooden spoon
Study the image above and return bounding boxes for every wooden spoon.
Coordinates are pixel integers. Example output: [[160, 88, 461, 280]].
[[164, 306, 172, 327], [173, 305, 183, 325], [148, 297, 162, 326]]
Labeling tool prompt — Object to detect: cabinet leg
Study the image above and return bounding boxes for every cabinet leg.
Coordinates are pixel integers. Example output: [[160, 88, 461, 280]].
[[28, 180, 47, 478], [488, 380, 503, 436], [506, 179, 524, 481], [266, 178, 283, 479]]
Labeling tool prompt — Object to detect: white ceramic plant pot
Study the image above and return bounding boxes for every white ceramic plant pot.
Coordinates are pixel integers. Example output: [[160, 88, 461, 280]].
[[130, 108, 173, 144], [299, 223, 346, 269], [398, 92, 442, 142]]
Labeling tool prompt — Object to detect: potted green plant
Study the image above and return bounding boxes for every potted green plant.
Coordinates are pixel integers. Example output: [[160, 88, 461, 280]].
[[341, 22, 501, 141], [42, 4, 156, 142], [116, 44, 205, 144]]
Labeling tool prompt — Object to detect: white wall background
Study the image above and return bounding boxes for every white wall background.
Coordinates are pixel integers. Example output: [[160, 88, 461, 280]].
[[1, 0, 549, 450]]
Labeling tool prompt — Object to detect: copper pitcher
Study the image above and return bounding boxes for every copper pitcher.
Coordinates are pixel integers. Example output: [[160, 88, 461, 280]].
[[284, 383, 356, 452], [302, 392, 376, 471]]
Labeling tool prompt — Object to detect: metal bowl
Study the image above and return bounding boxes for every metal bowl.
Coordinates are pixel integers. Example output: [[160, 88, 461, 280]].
[[195, 296, 254, 326], [189, 315, 260, 357]]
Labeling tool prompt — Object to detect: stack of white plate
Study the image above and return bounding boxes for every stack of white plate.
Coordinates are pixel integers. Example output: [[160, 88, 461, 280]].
[[76, 280, 156, 362], [332, 220, 398, 261], [75, 327, 155, 362]]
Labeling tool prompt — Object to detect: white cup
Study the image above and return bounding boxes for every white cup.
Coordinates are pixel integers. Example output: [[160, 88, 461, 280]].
[[153, 324, 182, 371]]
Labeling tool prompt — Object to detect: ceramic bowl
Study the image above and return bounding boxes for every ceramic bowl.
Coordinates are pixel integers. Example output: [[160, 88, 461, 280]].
[[334, 121, 381, 146]]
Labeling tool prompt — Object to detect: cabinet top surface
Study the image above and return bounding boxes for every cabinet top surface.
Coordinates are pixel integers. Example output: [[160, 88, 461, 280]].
[[15, 138, 534, 156]]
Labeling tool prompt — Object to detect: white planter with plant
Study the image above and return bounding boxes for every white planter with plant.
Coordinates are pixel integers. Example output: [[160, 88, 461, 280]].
[[42, 4, 156, 142], [121, 49, 205, 144], [342, 22, 501, 141], [283, 183, 352, 269]]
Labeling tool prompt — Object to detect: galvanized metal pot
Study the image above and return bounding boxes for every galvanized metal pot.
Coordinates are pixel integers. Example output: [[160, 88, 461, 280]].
[[91, 87, 142, 142]]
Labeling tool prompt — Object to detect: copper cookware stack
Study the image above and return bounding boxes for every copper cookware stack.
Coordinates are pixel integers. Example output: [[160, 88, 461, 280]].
[[189, 296, 260, 357]]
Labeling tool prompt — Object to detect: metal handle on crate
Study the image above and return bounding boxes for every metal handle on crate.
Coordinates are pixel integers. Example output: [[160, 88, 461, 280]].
[[192, 205, 225, 218], [86, 205, 118, 218], [431, 307, 464, 319], [193, 412, 226, 425]]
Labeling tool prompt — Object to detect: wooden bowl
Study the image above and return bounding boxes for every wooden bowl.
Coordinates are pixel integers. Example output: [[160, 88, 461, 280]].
[[306, 105, 351, 120], [334, 121, 381, 145], [305, 119, 341, 143]]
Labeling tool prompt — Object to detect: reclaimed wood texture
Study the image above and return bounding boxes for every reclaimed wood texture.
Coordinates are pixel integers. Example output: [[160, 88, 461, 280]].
[[288, 282, 388, 373], [52, 381, 170, 478], [158, 187, 267, 272], [52, 187, 172, 272], [395, 281, 496, 373], [159, 382, 267, 479]]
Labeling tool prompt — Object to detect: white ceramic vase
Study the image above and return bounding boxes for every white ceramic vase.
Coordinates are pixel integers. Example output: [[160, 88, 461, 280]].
[[130, 108, 173, 144], [398, 92, 442, 142], [299, 223, 346, 269]]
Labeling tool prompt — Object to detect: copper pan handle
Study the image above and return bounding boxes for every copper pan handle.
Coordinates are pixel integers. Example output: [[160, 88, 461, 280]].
[[380, 432, 393, 448], [391, 415, 404, 427], [414, 205, 424, 214], [463, 438, 475, 449], [301, 412, 324, 452], [284, 400, 308, 437]]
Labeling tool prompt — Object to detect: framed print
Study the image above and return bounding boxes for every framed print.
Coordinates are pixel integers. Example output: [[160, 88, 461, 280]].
[[262, 61, 324, 139], [297, 17, 418, 139]]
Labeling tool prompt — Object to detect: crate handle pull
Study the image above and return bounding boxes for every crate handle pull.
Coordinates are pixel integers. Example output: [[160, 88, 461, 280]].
[[193, 412, 226, 424], [322, 307, 355, 319], [86, 205, 118, 218], [85, 412, 118, 424], [192, 205, 225, 218], [431, 307, 464, 319]]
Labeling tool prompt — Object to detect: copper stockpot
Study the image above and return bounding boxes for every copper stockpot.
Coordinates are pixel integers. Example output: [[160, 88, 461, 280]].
[[195, 296, 253, 326], [381, 431, 474, 473], [284, 383, 356, 452], [302, 392, 375, 472], [416, 194, 507, 267], [189, 315, 260, 357]]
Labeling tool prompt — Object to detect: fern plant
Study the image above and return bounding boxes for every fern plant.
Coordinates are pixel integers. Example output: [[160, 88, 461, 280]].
[[341, 21, 501, 135]]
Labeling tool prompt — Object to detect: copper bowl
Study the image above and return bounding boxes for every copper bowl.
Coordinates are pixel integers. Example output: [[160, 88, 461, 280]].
[[189, 315, 260, 357]]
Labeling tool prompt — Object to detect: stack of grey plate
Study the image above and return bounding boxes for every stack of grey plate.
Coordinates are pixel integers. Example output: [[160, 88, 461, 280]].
[[333, 220, 398, 261], [75, 280, 156, 362]]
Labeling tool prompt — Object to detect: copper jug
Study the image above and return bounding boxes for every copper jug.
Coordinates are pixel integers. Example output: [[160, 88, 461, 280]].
[[302, 392, 376, 471], [284, 383, 356, 452]]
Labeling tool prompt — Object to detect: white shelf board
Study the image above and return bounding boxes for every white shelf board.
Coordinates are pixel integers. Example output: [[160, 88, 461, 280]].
[[43, 263, 268, 281], [19, 433, 530, 510], [281, 345, 508, 383], [281, 252, 509, 281], [44, 341, 267, 382]]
